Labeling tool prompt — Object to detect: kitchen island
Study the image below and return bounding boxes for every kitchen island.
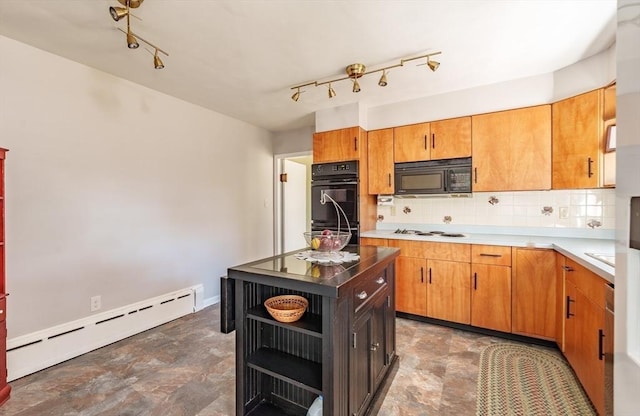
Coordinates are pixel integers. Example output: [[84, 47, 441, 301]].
[[226, 245, 400, 416]]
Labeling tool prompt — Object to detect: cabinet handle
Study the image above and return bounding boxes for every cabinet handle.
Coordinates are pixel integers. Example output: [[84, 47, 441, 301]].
[[370, 342, 379, 351], [432, 133, 435, 149], [566, 296, 575, 318], [562, 265, 574, 272], [388, 173, 391, 187], [352, 332, 357, 349], [424, 135, 428, 150], [428, 268, 432, 284], [587, 157, 594, 178], [420, 267, 424, 283], [357, 291, 368, 300], [473, 272, 478, 290], [354, 136, 358, 151], [479, 253, 502, 257], [376, 276, 385, 284], [474, 167, 478, 184], [598, 329, 605, 360]]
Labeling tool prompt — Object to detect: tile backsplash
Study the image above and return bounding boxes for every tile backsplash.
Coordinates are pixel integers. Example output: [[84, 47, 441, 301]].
[[376, 189, 615, 232]]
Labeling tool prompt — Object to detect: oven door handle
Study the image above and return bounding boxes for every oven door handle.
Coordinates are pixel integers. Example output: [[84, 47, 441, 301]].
[[312, 179, 359, 186]]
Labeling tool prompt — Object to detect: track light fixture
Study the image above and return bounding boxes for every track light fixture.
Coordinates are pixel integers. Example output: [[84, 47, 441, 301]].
[[427, 57, 440, 72], [290, 51, 441, 101], [328, 83, 336, 98], [153, 49, 164, 69], [109, 0, 169, 69], [291, 87, 301, 102], [378, 69, 388, 87], [126, 31, 139, 49]]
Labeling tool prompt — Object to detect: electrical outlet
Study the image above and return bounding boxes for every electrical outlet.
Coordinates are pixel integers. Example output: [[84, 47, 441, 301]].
[[90, 295, 101, 312], [559, 206, 569, 219]]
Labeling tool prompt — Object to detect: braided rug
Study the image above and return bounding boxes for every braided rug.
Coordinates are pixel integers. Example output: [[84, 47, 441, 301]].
[[476, 343, 596, 416]]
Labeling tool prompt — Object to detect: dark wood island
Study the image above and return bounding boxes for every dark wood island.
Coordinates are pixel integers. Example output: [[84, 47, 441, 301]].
[[225, 245, 400, 416]]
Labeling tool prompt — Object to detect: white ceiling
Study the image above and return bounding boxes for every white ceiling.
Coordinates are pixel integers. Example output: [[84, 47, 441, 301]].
[[0, 0, 617, 132]]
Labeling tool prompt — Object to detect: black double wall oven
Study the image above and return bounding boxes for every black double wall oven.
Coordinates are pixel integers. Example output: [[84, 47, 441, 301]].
[[311, 160, 360, 244]]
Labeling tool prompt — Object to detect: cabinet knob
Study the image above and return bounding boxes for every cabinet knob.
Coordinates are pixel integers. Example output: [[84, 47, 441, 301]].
[[356, 291, 368, 300], [370, 342, 379, 351], [0, 309, 3, 314], [376, 276, 385, 284]]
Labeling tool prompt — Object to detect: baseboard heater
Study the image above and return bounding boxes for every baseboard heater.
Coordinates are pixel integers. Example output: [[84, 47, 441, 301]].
[[6, 285, 203, 381]]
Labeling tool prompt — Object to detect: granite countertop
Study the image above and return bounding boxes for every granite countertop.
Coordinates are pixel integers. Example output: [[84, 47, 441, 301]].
[[227, 245, 400, 298], [360, 229, 615, 285]]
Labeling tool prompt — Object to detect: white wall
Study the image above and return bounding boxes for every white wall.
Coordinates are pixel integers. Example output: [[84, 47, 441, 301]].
[[613, 0, 640, 412], [0, 36, 274, 338]]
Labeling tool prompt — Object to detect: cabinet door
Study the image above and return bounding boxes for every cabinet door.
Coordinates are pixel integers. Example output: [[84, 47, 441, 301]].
[[350, 309, 373, 416], [574, 291, 605, 416], [430, 116, 472, 160], [512, 248, 557, 339], [313, 127, 364, 163], [471, 264, 512, 332], [552, 89, 602, 189], [394, 123, 430, 162], [395, 257, 427, 316], [426, 260, 471, 324], [371, 293, 389, 390], [368, 128, 394, 195], [564, 279, 579, 367], [472, 105, 551, 191]]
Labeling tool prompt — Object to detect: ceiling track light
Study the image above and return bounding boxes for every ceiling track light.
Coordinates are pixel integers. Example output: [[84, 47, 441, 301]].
[[291, 87, 301, 102], [290, 51, 441, 101], [328, 83, 336, 98], [109, 0, 169, 69]]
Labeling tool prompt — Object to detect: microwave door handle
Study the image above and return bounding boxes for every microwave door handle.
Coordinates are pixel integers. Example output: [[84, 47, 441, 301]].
[[443, 170, 449, 192]]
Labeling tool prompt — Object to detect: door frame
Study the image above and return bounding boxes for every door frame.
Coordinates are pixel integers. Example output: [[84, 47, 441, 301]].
[[273, 151, 312, 255]]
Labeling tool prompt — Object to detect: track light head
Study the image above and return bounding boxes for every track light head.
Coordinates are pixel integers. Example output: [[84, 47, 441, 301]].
[[109, 6, 128, 21], [328, 84, 336, 98], [291, 88, 301, 102], [427, 57, 440, 72], [127, 32, 139, 48], [154, 51, 164, 69], [352, 79, 361, 93], [378, 70, 388, 87]]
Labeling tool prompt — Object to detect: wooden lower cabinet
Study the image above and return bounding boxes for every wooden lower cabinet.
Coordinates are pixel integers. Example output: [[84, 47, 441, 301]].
[[512, 248, 557, 339], [470, 263, 512, 332], [360, 237, 387, 247], [470, 245, 512, 333], [395, 256, 427, 316], [426, 260, 471, 324], [562, 257, 608, 416]]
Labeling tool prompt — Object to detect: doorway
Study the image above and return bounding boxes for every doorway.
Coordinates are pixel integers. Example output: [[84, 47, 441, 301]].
[[274, 152, 312, 255]]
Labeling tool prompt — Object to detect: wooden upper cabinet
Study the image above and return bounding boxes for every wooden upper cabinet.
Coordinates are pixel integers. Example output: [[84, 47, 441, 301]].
[[313, 126, 367, 163], [430, 116, 472, 160], [393, 122, 430, 162], [552, 89, 603, 189], [367, 128, 394, 195], [472, 105, 551, 192], [603, 83, 616, 121]]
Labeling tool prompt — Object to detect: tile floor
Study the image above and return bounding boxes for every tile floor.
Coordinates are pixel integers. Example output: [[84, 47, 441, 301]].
[[0, 305, 543, 415]]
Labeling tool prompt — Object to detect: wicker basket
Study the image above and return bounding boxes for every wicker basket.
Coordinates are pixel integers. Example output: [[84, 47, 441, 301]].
[[264, 295, 308, 323]]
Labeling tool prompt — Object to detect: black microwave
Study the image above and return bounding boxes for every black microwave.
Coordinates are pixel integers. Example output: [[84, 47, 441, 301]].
[[394, 157, 472, 195]]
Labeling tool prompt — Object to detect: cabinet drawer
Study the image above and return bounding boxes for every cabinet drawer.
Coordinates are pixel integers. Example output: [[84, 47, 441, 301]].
[[353, 271, 388, 314], [565, 258, 607, 308], [471, 245, 512, 266], [388, 240, 470, 262], [0, 296, 5, 323]]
